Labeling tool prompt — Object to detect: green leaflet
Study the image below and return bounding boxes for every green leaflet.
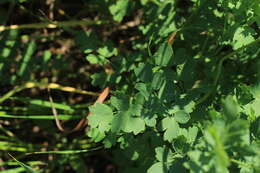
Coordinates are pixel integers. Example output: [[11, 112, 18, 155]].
[[111, 96, 145, 135], [88, 103, 114, 132], [135, 83, 150, 100], [222, 95, 240, 121], [87, 128, 106, 142], [155, 146, 175, 163], [174, 110, 190, 124], [147, 162, 165, 173], [134, 63, 153, 82], [111, 110, 145, 135], [109, 0, 129, 22], [232, 26, 256, 50], [161, 117, 179, 142], [1, 0, 260, 172], [86, 45, 118, 65], [148, 146, 178, 173], [154, 42, 174, 67]]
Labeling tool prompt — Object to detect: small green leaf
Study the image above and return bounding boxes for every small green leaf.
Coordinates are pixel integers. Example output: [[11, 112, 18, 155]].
[[128, 103, 143, 116], [91, 72, 109, 87], [232, 26, 256, 50], [147, 162, 164, 173], [111, 111, 145, 135], [86, 54, 107, 64], [173, 136, 190, 154], [175, 110, 190, 124], [86, 54, 99, 64], [187, 126, 198, 144], [154, 42, 173, 66], [97, 46, 118, 58], [103, 134, 117, 148], [109, 0, 129, 22], [135, 83, 150, 100], [162, 117, 179, 141], [151, 71, 165, 89], [222, 95, 239, 121], [144, 113, 157, 127], [126, 116, 145, 135], [155, 146, 174, 163], [111, 95, 129, 110], [236, 84, 253, 105], [42, 50, 52, 63], [88, 103, 113, 132], [134, 63, 153, 82], [87, 128, 106, 142]]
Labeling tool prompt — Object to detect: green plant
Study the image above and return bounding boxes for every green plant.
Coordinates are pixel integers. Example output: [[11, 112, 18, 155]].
[[0, 0, 259, 172]]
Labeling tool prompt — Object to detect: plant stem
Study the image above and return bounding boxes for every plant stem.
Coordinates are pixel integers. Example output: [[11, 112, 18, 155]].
[[230, 159, 253, 168], [196, 36, 260, 105]]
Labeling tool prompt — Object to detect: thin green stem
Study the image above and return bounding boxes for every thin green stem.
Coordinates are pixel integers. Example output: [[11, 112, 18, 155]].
[[0, 86, 26, 104], [196, 36, 260, 105], [230, 159, 253, 168]]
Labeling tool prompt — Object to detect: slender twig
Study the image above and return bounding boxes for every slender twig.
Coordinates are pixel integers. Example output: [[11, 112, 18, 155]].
[[47, 87, 65, 132]]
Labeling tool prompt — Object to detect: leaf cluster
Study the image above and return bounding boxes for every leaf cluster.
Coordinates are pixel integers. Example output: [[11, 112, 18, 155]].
[[0, 0, 259, 172]]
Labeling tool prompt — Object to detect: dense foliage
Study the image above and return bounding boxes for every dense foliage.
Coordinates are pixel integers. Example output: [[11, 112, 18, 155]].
[[0, 0, 259, 172]]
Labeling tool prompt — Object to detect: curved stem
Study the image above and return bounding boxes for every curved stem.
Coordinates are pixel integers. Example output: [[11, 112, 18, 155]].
[[196, 36, 260, 105]]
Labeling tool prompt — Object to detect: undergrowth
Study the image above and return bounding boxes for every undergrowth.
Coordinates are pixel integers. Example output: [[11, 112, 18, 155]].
[[0, 0, 260, 172]]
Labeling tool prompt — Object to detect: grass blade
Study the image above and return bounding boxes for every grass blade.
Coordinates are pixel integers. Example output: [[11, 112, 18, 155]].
[[8, 154, 39, 173], [27, 146, 102, 155]]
